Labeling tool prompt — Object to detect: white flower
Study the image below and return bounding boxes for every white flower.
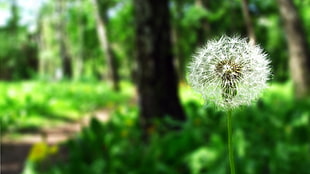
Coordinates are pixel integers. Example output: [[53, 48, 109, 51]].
[[187, 36, 271, 109]]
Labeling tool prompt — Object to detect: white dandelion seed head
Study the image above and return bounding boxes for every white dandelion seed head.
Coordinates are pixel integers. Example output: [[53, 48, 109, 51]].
[[187, 36, 271, 110]]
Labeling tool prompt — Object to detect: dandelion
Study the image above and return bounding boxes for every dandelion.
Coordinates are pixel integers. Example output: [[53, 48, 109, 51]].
[[187, 36, 271, 109], [187, 36, 271, 174]]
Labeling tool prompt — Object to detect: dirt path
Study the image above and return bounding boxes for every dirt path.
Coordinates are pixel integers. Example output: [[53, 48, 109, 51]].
[[1, 109, 110, 174]]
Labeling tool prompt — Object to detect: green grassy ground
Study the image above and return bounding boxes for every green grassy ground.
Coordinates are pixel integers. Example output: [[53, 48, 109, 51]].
[[2, 81, 309, 174], [0, 81, 133, 133]]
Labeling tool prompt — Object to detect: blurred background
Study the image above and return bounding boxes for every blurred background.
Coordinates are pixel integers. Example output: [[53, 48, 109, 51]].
[[0, 0, 310, 174]]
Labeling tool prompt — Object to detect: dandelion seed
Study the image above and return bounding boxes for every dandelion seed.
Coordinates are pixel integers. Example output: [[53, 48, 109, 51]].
[[187, 36, 271, 109]]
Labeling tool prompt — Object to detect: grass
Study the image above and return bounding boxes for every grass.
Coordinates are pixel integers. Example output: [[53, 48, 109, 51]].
[[1, 81, 309, 174], [0, 81, 134, 133]]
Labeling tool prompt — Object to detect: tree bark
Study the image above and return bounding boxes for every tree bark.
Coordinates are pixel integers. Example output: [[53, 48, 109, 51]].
[[133, 0, 186, 130], [172, 0, 186, 82], [241, 0, 256, 44], [56, 0, 72, 79], [73, 0, 85, 81], [92, 0, 120, 91], [277, 0, 310, 98]]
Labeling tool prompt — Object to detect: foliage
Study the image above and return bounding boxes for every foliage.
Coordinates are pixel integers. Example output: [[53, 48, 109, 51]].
[[1, 0, 310, 82], [0, 27, 37, 80], [0, 0, 38, 80], [0, 81, 133, 133], [23, 83, 310, 174], [109, 0, 135, 79]]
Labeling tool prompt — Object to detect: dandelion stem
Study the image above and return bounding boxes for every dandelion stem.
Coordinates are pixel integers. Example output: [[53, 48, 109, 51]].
[[227, 110, 236, 174]]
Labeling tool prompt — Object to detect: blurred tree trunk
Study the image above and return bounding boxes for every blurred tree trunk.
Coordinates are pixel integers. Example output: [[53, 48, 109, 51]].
[[277, 0, 310, 98], [56, 0, 72, 79], [172, 0, 186, 82], [241, 0, 256, 44], [37, 22, 45, 79], [92, 0, 120, 91], [133, 0, 186, 131], [37, 14, 55, 80], [37, 12, 47, 79], [73, 0, 85, 81], [195, 0, 210, 45]]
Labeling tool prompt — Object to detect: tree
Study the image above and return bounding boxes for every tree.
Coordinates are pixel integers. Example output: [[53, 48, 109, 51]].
[[66, 0, 86, 81], [240, 0, 256, 44], [92, 0, 120, 91], [277, 0, 310, 98], [133, 0, 186, 130], [37, 6, 57, 80], [171, 0, 186, 81], [7, 0, 18, 32], [0, 0, 19, 80], [56, 0, 72, 78]]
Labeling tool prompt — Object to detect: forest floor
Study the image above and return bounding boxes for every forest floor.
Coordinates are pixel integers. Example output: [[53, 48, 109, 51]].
[[1, 109, 111, 174]]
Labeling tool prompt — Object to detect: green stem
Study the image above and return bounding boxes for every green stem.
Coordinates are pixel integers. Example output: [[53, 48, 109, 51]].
[[227, 110, 236, 174]]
